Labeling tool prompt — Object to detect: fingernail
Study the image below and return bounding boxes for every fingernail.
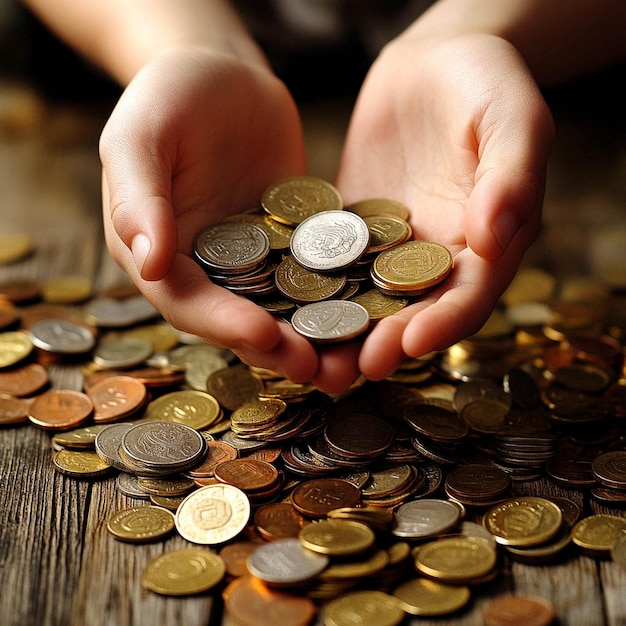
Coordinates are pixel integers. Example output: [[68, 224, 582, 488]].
[[131, 233, 151, 276], [491, 211, 518, 254]]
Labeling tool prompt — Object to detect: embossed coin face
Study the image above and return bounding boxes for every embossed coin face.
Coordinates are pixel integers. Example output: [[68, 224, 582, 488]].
[[371, 240, 453, 296], [107, 505, 175, 542], [291, 300, 370, 344], [142, 548, 226, 595], [144, 389, 222, 430], [275, 255, 347, 303], [52, 449, 112, 478], [290, 210, 369, 272], [175, 483, 251, 545], [28, 318, 96, 354], [363, 214, 413, 254], [87, 375, 148, 423], [261, 176, 343, 225], [194, 221, 270, 274]]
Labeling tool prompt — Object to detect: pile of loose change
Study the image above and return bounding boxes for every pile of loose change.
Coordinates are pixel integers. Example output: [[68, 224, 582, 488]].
[[1, 214, 626, 625], [193, 176, 454, 343]]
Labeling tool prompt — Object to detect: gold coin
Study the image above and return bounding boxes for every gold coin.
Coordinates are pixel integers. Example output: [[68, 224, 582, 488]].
[[501, 266, 556, 306], [363, 214, 412, 254], [299, 519, 376, 556], [350, 288, 408, 322], [319, 548, 390, 581], [274, 255, 347, 303], [144, 389, 222, 430], [41, 274, 92, 304], [392, 577, 471, 616], [0, 330, 33, 368], [261, 175, 343, 226], [346, 197, 411, 221], [414, 536, 497, 582], [321, 590, 405, 626], [610, 533, 626, 566], [175, 483, 251, 545], [52, 424, 110, 450], [371, 240, 453, 296], [142, 548, 226, 596], [0, 233, 34, 265], [52, 449, 112, 479], [122, 323, 180, 352], [483, 496, 563, 547], [107, 505, 175, 542], [570, 513, 626, 554], [223, 212, 294, 250]]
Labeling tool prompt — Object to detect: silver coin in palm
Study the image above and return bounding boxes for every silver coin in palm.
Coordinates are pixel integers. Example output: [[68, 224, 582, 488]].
[[290, 210, 370, 272], [291, 300, 370, 343]]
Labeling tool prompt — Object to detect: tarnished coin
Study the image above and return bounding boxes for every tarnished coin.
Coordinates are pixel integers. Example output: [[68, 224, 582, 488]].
[[299, 519, 375, 556], [107, 505, 175, 542], [143, 389, 222, 430], [87, 375, 148, 423], [275, 255, 347, 304], [483, 496, 563, 547], [52, 449, 112, 479], [95, 422, 135, 470], [323, 412, 395, 461], [0, 362, 48, 396], [194, 221, 271, 274], [253, 502, 306, 541], [246, 537, 329, 586], [322, 590, 405, 626], [392, 577, 471, 616], [27, 318, 95, 354], [290, 209, 369, 272], [261, 176, 343, 225], [291, 300, 370, 343], [0, 330, 33, 367], [142, 548, 226, 595], [591, 451, 626, 489], [371, 240, 453, 296], [444, 463, 512, 505], [28, 389, 94, 431], [175, 483, 251, 544]]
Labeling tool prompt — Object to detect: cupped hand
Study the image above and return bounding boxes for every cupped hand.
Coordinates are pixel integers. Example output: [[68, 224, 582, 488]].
[[335, 33, 555, 382], [99, 49, 323, 385]]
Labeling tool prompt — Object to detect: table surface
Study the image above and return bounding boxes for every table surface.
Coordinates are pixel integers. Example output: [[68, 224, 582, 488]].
[[1, 68, 626, 626]]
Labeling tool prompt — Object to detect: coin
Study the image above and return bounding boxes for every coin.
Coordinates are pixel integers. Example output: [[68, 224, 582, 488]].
[[143, 389, 222, 430], [363, 214, 412, 254], [175, 483, 251, 545], [41, 274, 92, 304], [291, 478, 361, 518], [321, 590, 405, 626], [291, 300, 370, 343], [28, 389, 94, 431], [346, 197, 411, 221], [391, 498, 461, 539], [261, 176, 343, 225], [52, 449, 112, 479], [371, 240, 453, 296], [591, 451, 626, 489], [87, 375, 148, 423], [299, 519, 375, 557], [106, 505, 175, 542], [0, 330, 33, 367], [0, 362, 48, 396], [570, 513, 626, 555], [27, 318, 95, 354], [392, 577, 471, 616], [483, 595, 556, 626], [274, 255, 347, 303], [52, 424, 109, 450], [142, 548, 226, 595], [0, 232, 34, 265], [350, 288, 408, 323], [93, 336, 153, 369], [253, 502, 306, 541], [290, 210, 369, 272]]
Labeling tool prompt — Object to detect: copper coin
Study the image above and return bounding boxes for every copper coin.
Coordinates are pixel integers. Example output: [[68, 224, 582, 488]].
[[0, 279, 41, 304], [484, 595, 556, 626], [28, 389, 94, 431], [0, 363, 48, 397], [545, 457, 596, 489], [0, 304, 20, 330], [218, 540, 262, 577], [253, 502, 306, 541], [0, 393, 32, 426], [185, 440, 239, 478], [87, 375, 148, 423], [444, 463, 511, 504], [223, 574, 316, 626], [291, 477, 361, 518], [323, 413, 395, 461], [404, 403, 468, 443], [214, 458, 279, 494]]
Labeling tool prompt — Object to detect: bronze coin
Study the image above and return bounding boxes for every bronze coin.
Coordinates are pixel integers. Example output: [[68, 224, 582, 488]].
[[0, 362, 48, 397], [484, 595, 556, 626], [323, 413, 395, 461], [218, 540, 262, 577], [0, 393, 32, 426], [444, 463, 511, 504], [253, 502, 306, 541], [545, 457, 596, 489], [291, 477, 361, 518], [87, 375, 148, 423], [28, 389, 94, 431], [213, 458, 280, 494], [185, 440, 239, 478]]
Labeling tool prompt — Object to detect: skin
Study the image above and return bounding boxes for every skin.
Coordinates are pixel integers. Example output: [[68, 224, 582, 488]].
[[22, 0, 626, 393]]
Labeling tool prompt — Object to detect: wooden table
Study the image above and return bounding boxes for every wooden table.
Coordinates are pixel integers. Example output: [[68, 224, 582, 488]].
[[1, 69, 626, 626]]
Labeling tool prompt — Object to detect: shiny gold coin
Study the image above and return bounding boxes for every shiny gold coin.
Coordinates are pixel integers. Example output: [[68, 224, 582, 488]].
[[52, 424, 110, 450], [570, 513, 626, 554], [392, 577, 471, 616], [298, 519, 375, 556], [371, 240, 453, 296], [319, 548, 390, 581], [52, 449, 112, 479], [414, 536, 497, 583], [350, 288, 409, 323], [363, 214, 412, 254], [122, 322, 180, 352], [107, 505, 175, 542], [610, 533, 626, 566], [142, 548, 226, 596], [0, 330, 33, 368], [484, 496, 563, 547], [321, 590, 405, 626], [261, 175, 343, 226], [143, 389, 222, 430], [346, 197, 411, 221], [0, 232, 34, 265], [41, 274, 92, 304], [223, 212, 294, 250], [274, 255, 347, 304]]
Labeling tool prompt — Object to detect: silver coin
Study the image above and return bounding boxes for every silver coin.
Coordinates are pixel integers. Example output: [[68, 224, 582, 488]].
[[291, 300, 370, 343], [121, 421, 206, 473], [290, 210, 370, 272], [28, 318, 96, 354], [116, 472, 151, 499], [93, 336, 154, 369], [193, 222, 270, 274], [95, 422, 136, 471], [85, 295, 160, 327], [391, 498, 462, 539], [246, 538, 329, 586]]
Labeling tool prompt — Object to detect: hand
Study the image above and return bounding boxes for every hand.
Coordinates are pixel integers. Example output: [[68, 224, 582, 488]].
[[99, 49, 324, 385], [335, 34, 555, 381]]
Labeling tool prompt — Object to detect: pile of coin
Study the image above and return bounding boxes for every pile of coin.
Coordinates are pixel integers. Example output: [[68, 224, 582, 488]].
[[193, 175, 454, 343], [1, 243, 626, 624]]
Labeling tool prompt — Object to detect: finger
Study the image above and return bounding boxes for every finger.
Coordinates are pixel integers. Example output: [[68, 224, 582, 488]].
[[359, 314, 411, 381], [311, 341, 362, 395]]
